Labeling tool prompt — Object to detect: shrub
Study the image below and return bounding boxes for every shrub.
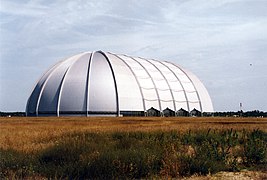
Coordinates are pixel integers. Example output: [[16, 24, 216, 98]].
[[241, 129, 267, 166], [37, 131, 165, 179], [1, 129, 266, 179], [0, 149, 36, 179]]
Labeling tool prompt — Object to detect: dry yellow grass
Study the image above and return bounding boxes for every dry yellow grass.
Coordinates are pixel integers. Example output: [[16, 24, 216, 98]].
[[0, 116, 266, 153]]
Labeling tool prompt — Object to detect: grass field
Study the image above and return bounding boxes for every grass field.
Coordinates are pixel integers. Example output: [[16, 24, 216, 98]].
[[1, 116, 266, 152], [0, 117, 266, 179]]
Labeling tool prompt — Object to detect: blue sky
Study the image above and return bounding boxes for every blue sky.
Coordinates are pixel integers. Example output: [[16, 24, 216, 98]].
[[1, 0, 267, 112]]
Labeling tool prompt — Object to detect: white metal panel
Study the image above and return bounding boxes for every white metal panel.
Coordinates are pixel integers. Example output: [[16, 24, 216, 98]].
[[134, 57, 150, 66], [136, 59, 165, 81], [27, 62, 60, 114], [132, 68, 149, 78], [189, 102, 201, 111], [88, 52, 117, 112], [149, 60, 170, 72], [161, 71, 177, 82], [138, 78, 154, 89], [162, 61, 201, 112], [38, 55, 79, 113], [154, 80, 169, 90], [142, 88, 158, 101], [187, 92, 199, 102], [59, 53, 91, 113], [168, 63, 203, 112], [161, 101, 175, 111], [132, 57, 162, 111], [160, 62, 189, 111], [118, 55, 140, 68], [172, 66, 184, 75], [144, 100, 160, 111], [106, 53, 143, 111], [183, 68, 213, 112], [151, 67, 176, 83], [178, 74, 190, 83], [183, 82, 196, 92], [163, 63, 189, 81], [169, 81, 183, 91], [119, 55, 161, 111], [173, 91, 187, 102], [175, 102, 188, 111], [158, 89, 173, 101], [149, 71, 165, 81]]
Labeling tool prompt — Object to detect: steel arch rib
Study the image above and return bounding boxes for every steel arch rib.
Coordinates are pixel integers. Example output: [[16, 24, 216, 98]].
[[99, 51, 120, 116], [56, 66, 72, 116], [169, 62, 203, 112], [35, 61, 64, 116], [56, 53, 89, 116], [127, 55, 162, 112], [108, 52, 146, 112], [159, 61, 190, 112], [85, 52, 94, 117], [141, 58, 177, 112], [26, 60, 63, 116]]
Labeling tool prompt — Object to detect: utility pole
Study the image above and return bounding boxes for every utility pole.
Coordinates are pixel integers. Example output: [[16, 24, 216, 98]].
[[240, 103, 243, 117]]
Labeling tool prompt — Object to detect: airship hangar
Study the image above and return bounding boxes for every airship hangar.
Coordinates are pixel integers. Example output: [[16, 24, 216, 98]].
[[26, 51, 213, 117]]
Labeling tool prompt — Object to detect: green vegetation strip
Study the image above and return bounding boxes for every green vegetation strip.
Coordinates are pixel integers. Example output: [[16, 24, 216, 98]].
[[1, 129, 267, 179]]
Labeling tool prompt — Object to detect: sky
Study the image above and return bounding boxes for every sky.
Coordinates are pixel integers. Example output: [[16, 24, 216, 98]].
[[0, 0, 267, 112]]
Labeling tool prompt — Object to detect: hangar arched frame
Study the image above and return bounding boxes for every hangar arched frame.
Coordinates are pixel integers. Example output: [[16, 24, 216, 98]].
[[26, 51, 213, 116]]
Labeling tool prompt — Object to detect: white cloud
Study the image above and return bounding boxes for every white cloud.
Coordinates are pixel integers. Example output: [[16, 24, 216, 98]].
[[0, 1, 47, 17], [1, 0, 267, 111]]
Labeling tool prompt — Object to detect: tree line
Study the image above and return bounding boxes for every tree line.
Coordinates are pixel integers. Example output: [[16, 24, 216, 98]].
[[203, 110, 267, 117], [1, 110, 266, 117]]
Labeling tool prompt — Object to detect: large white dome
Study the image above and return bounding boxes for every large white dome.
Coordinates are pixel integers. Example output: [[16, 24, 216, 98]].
[[26, 51, 213, 116]]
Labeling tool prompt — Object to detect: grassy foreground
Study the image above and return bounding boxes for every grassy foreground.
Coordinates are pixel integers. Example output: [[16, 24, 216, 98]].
[[0, 117, 267, 179]]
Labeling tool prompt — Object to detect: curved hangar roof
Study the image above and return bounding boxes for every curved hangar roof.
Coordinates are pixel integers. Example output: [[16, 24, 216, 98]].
[[26, 51, 213, 116]]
